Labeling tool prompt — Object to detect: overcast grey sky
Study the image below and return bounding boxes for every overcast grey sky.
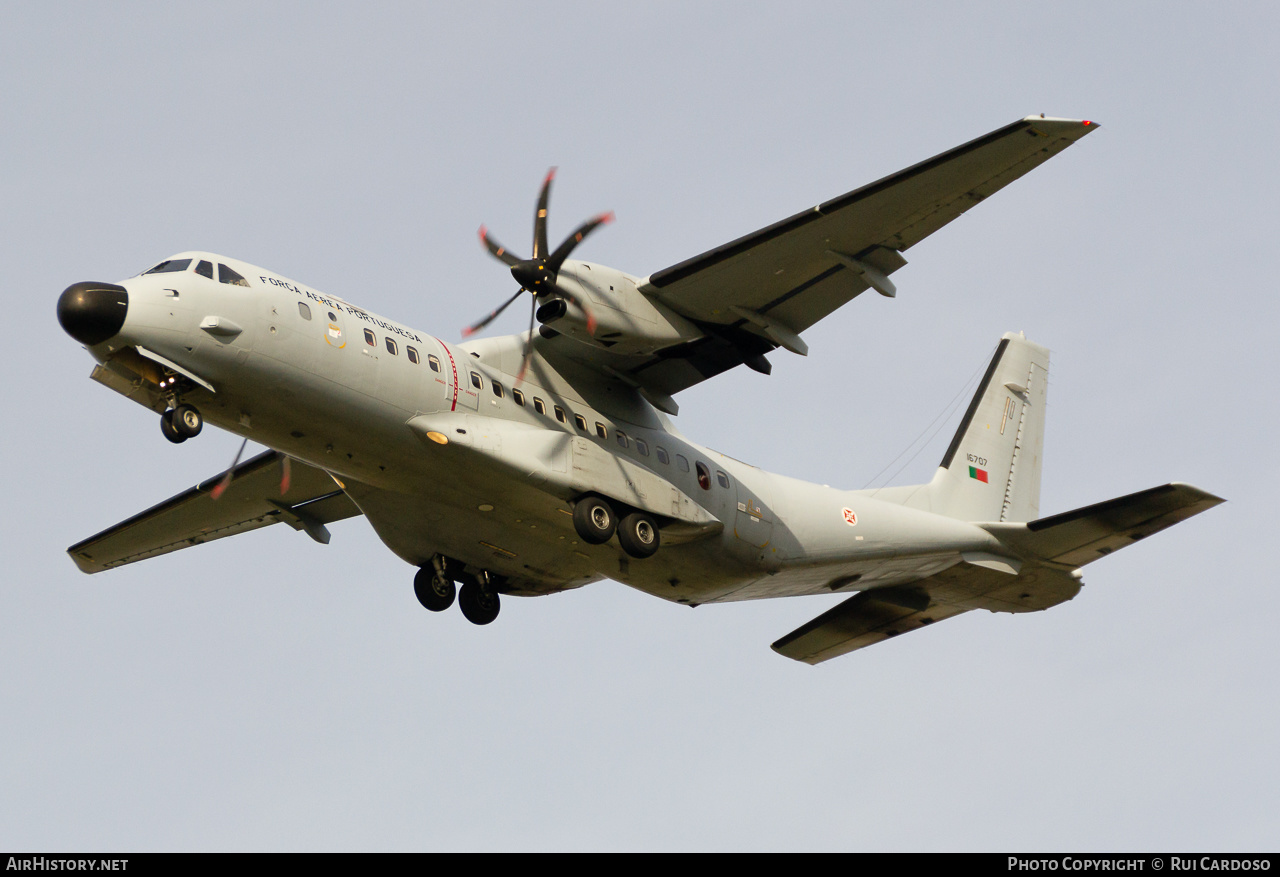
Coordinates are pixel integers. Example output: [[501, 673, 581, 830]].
[[3, 1, 1276, 851]]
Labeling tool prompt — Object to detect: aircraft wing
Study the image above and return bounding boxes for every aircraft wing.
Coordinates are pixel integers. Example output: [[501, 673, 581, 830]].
[[772, 562, 1081, 665], [66, 450, 362, 574], [562, 117, 1097, 402]]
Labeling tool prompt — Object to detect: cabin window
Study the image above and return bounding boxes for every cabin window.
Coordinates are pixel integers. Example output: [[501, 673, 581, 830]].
[[144, 259, 191, 274], [364, 329, 376, 346], [676, 454, 690, 473], [595, 422, 607, 439], [512, 388, 525, 406], [492, 381, 504, 399], [656, 447, 669, 465], [716, 470, 731, 489], [195, 260, 214, 279], [385, 337, 398, 355], [696, 462, 711, 490], [427, 354, 440, 373], [635, 439, 650, 457], [616, 431, 629, 449], [406, 346, 419, 364], [574, 414, 587, 432], [218, 264, 250, 287], [554, 405, 566, 424], [533, 397, 546, 415], [470, 372, 483, 390], [297, 302, 312, 321]]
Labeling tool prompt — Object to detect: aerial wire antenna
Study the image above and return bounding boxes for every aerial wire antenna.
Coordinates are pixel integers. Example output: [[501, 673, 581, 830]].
[[862, 342, 997, 493]]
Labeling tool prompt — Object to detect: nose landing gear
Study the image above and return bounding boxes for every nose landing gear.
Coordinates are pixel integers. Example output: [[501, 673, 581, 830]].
[[160, 404, 203, 444]]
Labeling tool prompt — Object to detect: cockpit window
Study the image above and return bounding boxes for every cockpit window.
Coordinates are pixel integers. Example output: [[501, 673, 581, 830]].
[[144, 259, 191, 274], [195, 260, 214, 279], [218, 264, 250, 287]]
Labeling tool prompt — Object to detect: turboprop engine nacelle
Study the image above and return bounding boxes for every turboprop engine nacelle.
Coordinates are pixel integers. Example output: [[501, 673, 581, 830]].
[[538, 261, 703, 356]]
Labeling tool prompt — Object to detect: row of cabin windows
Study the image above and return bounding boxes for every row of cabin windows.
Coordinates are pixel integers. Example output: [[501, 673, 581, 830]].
[[310, 310, 735, 493], [342, 324, 424, 364], [144, 258, 250, 287]]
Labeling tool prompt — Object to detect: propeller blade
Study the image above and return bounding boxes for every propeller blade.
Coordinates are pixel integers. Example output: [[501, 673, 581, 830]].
[[547, 211, 614, 272], [210, 438, 249, 500], [515, 296, 537, 384], [463, 287, 525, 337], [532, 167, 556, 260], [280, 454, 292, 495], [478, 225, 521, 267]]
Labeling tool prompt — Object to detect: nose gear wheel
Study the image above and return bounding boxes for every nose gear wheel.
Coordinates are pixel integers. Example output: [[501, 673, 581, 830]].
[[160, 409, 186, 444]]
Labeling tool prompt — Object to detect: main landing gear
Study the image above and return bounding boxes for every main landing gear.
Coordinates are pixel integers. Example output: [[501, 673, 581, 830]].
[[414, 556, 500, 625], [572, 495, 660, 559], [160, 403, 203, 444]]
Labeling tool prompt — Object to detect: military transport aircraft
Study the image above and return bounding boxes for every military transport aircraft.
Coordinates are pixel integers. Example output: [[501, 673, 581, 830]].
[[56, 116, 1223, 664]]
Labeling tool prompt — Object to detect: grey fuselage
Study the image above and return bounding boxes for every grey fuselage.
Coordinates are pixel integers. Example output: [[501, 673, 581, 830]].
[[77, 252, 1005, 605]]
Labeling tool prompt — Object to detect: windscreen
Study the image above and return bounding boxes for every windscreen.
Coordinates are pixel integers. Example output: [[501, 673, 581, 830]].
[[143, 259, 192, 274]]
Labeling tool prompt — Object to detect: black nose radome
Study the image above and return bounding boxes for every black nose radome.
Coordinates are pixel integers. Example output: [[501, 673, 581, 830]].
[[57, 282, 128, 346]]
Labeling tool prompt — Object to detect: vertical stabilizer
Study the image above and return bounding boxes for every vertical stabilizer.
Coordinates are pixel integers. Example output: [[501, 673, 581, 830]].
[[929, 332, 1049, 522]]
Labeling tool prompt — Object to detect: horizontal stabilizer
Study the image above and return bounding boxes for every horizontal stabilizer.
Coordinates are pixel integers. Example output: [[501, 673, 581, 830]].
[[66, 450, 362, 573], [772, 560, 1083, 663], [983, 482, 1224, 567], [772, 587, 970, 664]]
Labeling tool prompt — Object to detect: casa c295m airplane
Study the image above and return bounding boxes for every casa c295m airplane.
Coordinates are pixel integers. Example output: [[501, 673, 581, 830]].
[[57, 116, 1223, 664]]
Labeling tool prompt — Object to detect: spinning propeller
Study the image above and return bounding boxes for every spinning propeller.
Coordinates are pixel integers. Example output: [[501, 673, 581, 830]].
[[209, 438, 292, 501], [466, 169, 612, 380]]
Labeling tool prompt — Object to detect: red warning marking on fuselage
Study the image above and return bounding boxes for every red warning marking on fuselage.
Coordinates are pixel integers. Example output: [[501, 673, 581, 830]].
[[842, 507, 858, 526], [438, 339, 459, 412]]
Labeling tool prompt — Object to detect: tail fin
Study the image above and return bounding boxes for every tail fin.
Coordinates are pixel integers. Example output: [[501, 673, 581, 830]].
[[928, 332, 1050, 522]]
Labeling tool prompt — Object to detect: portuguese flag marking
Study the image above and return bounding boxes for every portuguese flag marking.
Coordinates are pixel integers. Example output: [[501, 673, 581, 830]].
[[969, 466, 988, 483]]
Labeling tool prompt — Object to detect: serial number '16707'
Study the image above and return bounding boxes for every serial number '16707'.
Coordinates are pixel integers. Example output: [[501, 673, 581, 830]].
[[966, 453, 987, 466]]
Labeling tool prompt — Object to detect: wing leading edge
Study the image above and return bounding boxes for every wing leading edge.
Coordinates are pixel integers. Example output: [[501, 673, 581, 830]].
[[66, 450, 362, 574]]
